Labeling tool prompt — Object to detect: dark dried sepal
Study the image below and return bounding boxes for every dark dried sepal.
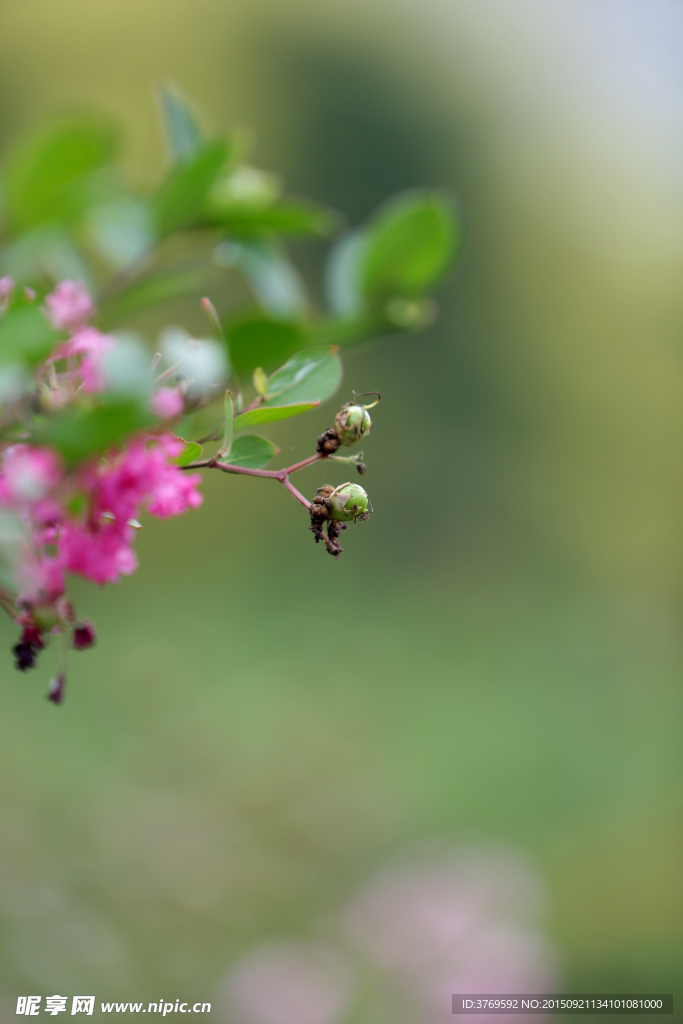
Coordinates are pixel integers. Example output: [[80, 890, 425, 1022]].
[[316, 428, 340, 455]]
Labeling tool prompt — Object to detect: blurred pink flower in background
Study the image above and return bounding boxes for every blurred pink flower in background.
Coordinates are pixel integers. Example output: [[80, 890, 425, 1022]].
[[216, 844, 561, 1024], [220, 942, 353, 1024], [151, 387, 184, 421], [340, 844, 561, 1024], [45, 280, 95, 332]]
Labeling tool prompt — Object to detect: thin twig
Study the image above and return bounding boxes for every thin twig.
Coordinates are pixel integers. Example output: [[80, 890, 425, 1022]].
[[281, 477, 311, 510], [212, 462, 283, 479], [283, 453, 323, 475]]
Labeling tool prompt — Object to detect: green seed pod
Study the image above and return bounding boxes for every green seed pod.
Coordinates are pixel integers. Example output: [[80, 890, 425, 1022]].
[[334, 404, 372, 447], [328, 482, 369, 522]]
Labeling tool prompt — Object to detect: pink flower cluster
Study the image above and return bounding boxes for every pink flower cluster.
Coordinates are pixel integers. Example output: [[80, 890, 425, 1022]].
[[3, 436, 202, 599], [0, 281, 203, 694], [45, 281, 113, 395]]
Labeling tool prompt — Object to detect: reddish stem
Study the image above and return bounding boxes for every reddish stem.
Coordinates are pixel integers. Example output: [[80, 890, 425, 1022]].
[[284, 453, 323, 474], [281, 477, 312, 510], [213, 462, 283, 479], [180, 449, 323, 512]]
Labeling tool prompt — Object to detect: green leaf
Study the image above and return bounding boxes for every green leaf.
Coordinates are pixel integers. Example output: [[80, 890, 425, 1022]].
[[233, 402, 318, 431], [224, 313, 306, 375], [85, 197, 153, 270], [216, 240, 307, 317], [265, 346, 342, 407], [36, 399, 153, 466], [0, 303, 62, 368], [212, 197, 342, 237], [4, 115, 118, 230], [362, 189, 460, 297], [218, 390, 234, 458], [158, 84, 203, 161], [325, 229, 368, 317], [171, 440, 203, 466], [97, 264, 210, 329], [220, 433, 279, 469], [152, 139, 229, 238]]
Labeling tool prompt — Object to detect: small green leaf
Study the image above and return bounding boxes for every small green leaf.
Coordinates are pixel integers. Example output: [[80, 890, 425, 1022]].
[[265, 346, 342, 407], [233, 402, 318, 431], [362, 189, 460, 297], [0, 303, 62, 368], [218, 390, 234, 458], [221, 433, 279, 469], [253, 367, 268, 396], [172, 440, 203, 466], [35, 399, 153, 466], [224, 313, 306, 375], [4, 115, 118, 230], [152, 139, 229, 238], [158, 84, 203, 161]]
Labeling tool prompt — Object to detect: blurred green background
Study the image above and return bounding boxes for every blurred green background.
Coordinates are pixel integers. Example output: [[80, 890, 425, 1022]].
[[0, 0, 682, 1017]]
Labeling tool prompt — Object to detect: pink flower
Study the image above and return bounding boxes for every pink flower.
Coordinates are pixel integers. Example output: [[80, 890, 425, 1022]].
[[54, 326, 114, 394], [0, 276, 14, 301], [0, 445, 62, 506], [58, 521, 138, 585], [45, 280, 95, 332], [147, 468, 203, 518], [151, 387, 184, 421], [16, 553, 65, 603]]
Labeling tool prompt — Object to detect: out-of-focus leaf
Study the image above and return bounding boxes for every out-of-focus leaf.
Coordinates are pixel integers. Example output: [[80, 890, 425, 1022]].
[[309, 313, 385, 348], [233, 402, 318, 431], [4, 116, 118, 230], [97, 265, 209, 329], [1, 228, 94, 288], [0, 303, 62, 367], [221, 434, 279, 469], [200, 296, 225, 343], [265, 346, 342, 407], [224, 313, 306, 375], [207, 166, 281, 213], [362, 189, 460, 297], [324, 229, 368, 317], [209, 196, 342, 237], [171, 440, 203, 466], [152, 139, 229, 238], [36, 399, 153, 466], [158, 84, 203, 161], [253, 367, 268, 396], [218, 390, 233, 458], [216, 240, 307, 317], [86, 198, 153, 269]]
